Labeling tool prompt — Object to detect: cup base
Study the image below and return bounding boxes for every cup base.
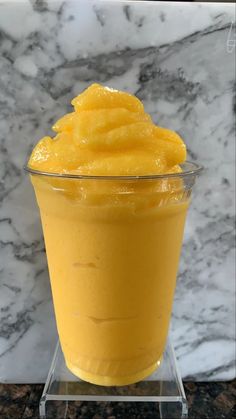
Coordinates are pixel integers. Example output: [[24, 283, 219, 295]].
[[66, 358, 161, 387]]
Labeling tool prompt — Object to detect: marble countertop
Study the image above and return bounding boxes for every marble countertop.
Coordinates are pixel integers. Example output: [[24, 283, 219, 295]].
[[0, 380, 235, 419]]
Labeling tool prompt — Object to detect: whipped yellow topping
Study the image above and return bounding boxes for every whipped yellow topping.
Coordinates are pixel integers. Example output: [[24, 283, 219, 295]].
[[29, 83, 186, 176]]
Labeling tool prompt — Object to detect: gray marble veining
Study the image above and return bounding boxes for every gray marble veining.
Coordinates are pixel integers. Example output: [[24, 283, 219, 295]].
[[0, 0, 235, 382]]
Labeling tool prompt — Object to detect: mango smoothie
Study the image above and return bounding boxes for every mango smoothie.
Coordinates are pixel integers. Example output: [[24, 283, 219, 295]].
[[28, 84, 197, 386]]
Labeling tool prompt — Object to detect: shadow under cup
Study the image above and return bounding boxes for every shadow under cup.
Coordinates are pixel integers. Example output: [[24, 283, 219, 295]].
[[26, 162, 202, 386]]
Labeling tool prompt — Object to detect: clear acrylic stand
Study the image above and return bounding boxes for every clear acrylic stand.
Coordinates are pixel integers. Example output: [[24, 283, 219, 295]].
[[39, 338, 188, 419]]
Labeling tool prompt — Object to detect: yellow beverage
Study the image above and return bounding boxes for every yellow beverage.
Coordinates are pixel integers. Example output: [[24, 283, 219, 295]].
[[28, 84, 200, 386]]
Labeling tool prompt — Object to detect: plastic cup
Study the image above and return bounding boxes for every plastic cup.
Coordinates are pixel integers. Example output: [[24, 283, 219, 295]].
[[26, 162, 201, 386]]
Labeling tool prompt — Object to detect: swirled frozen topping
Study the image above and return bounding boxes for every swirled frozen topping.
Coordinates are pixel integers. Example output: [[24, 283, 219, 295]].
[[28, 83, 186, 175]]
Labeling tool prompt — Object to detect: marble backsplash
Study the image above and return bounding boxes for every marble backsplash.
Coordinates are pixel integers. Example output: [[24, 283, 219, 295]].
[[0, 0, 235, 383]]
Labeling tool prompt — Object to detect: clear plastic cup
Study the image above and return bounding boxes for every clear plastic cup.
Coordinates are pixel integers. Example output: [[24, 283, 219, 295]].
[[26, 162, 202, 386]]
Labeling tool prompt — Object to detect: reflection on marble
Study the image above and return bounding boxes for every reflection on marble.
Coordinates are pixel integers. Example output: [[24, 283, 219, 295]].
[[0, 0, 235, 382]]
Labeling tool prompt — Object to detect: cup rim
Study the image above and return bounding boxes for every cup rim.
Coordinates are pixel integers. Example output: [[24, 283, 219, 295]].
[[24, 161, 203, 181]]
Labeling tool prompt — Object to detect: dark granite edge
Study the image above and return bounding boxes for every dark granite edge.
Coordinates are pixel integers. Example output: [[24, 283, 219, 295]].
[[0, 380, 235, 419]]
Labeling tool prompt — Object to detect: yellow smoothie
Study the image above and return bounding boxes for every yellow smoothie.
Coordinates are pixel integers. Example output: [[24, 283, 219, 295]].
[[28, 84, 189, 386]]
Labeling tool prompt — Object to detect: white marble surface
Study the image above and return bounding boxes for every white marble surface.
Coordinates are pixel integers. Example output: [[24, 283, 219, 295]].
[[0, 0, 235, 383]]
